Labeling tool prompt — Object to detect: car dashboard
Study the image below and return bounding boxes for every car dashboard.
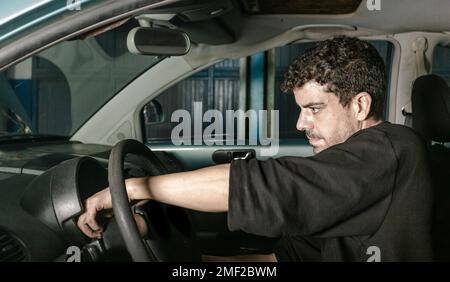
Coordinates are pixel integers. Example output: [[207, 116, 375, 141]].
[[0, 140, 168, 261]]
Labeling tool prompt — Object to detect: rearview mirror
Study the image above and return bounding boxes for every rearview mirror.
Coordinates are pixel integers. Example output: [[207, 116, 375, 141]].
[[127, 27, 190, 56]]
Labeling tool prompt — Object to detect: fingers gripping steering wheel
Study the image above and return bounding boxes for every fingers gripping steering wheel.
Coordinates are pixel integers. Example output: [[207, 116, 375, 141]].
[[108, 139, 196, 262]]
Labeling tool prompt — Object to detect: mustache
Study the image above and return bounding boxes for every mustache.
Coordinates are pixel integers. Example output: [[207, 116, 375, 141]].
[[305, 131, 322, 139]]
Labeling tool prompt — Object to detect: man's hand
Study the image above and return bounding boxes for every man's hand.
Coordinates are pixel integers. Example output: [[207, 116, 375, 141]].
[[77, 177, 151, 238], [77, 189, 150, 239], [77, 188, 112, 239]]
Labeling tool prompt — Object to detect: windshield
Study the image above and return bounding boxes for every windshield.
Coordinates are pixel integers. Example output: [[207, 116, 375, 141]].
[[0, 0, 107, 45], [0, 18, 163, 138]]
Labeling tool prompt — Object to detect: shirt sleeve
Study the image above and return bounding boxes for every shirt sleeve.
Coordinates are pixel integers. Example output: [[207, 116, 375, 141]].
[[227, 129, 398, 238]]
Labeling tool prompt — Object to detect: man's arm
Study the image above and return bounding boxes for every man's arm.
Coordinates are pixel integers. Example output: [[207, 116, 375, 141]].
[[77, 164, 230, 238], [143, 163, 230, 212]]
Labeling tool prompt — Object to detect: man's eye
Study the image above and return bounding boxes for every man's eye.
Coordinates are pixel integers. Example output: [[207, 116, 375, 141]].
[[311, 108, 320, 114]]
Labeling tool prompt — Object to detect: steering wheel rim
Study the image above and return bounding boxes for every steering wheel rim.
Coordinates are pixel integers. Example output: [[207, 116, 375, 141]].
[[108, 139, 166, 262]]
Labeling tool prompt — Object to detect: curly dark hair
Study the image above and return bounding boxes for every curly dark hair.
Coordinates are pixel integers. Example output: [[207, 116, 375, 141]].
[[281, 36, 387, 119]]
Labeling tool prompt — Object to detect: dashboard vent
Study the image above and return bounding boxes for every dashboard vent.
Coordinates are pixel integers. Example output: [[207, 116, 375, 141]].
[[0, 230, 28, 262]]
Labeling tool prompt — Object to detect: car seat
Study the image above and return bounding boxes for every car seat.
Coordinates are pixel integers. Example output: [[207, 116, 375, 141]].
[[411, 74, 450, 261]]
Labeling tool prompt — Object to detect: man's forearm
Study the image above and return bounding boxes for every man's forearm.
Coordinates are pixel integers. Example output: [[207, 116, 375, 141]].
[[127, 164, 231, 212]]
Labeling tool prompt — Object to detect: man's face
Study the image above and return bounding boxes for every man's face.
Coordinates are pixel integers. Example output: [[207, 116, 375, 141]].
[[294, 81, 361, 154]]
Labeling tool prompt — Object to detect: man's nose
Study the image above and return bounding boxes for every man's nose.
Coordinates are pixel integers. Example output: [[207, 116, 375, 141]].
[[296, 111, 313, 132]]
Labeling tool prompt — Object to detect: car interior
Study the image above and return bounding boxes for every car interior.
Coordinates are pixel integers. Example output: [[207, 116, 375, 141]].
[[0, 0, 450, 261]]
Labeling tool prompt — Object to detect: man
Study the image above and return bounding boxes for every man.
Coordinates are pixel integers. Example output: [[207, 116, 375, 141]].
[[77, 36, 434, 261]]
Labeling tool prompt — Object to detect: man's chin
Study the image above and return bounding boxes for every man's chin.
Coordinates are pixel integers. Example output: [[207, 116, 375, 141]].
[[312, 146, 319, 154], [312, 145, 326, 154]]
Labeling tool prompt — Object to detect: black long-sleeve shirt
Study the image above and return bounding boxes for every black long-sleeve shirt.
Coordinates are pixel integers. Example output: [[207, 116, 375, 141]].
[[227, 122, 434, 261]]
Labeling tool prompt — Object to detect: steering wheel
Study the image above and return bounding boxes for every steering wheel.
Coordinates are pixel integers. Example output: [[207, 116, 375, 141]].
[[108, 139, 197, 262]]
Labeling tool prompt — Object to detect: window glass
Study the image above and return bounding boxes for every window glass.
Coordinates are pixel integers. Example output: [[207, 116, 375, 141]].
[[142, 59, 241, 143], [1, 19, 161, 137], [432, 45, 450, 84], [142, 40, 394, 144]]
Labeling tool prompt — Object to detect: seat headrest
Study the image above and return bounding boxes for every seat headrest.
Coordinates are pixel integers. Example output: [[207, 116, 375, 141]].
[[412, 74, 450, 142]]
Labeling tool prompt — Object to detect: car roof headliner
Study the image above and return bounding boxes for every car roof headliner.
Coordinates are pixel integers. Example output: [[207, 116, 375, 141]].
[[243, 0, 450, 35]]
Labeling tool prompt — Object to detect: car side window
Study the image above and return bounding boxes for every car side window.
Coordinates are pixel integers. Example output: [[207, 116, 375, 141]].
[[432, 45, 450, 84], [141, 40, 394, 145], [142, 59, 242, 144], [273, 42, 317, 140]]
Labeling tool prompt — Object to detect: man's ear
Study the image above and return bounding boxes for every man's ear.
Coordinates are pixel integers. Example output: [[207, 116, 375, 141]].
[[351, 92, 372, 121]]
